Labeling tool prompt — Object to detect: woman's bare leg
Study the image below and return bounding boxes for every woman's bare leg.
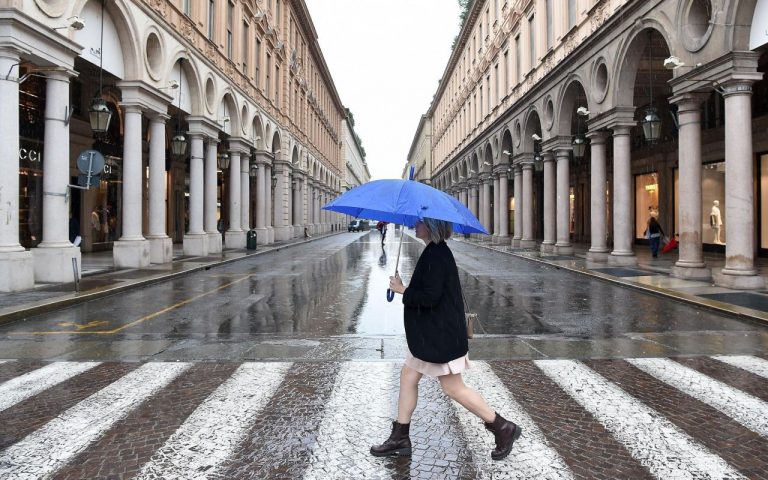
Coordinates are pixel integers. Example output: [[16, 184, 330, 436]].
[[438, 373, 495, 422], [396, 365, 423, 424]]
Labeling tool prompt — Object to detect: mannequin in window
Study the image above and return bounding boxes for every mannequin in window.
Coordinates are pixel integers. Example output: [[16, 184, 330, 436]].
[[710, 200, 722, 244]]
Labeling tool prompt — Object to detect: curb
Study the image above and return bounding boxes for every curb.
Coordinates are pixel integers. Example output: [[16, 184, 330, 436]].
[[0, 232, 344, 327], [458, 239, 768, 326]]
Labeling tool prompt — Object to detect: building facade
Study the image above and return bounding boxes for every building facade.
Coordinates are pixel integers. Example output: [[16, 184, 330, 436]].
[[424, 0, 768, 289], [404, 114, 432, 182], [0, 0, 347, 291], [342, 115, 370, 191]]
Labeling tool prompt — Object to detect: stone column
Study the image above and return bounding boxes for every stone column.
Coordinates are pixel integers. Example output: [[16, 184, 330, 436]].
[[293, 175, 303, 237], [460, 188, 468, 207], [183, 134, 208, 256], [541, 152, 556, 253], [33, 70, 82, 281], [513, 165, 522, 246], [265, 163, 274, 243], [609, 126, 635, 265], [498, 171, 510, 243], [555, 149, 573, 254], [225, 145, 245, 249], [113, 105, 150, 268], [493, 174, 500, 240], [671, 95, 710, 280], [713, 81, 765, 289], [314, 185, 321, 233], [146, 113, 172, 264], [273, 163, 291, 241], [204, 139, 222, 253], [521, 162, 535, 247], [469, 185, 479, 218], [241, 153, 251, 232], [0, 50, 33, 291], [254, 154, 268, 244], [587, 131, 609, 262], [482, 177, 492, 235]]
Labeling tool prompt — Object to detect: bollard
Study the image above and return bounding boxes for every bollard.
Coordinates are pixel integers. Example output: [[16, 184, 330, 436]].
[[71, 257, 80, 293]]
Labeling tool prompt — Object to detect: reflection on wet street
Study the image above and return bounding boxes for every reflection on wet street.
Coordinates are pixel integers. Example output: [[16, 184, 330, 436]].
[[0, 230, 766, 361]]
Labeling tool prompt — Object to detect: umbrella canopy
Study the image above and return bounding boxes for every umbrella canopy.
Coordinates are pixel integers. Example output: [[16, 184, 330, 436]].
[[323, 179, 488, 235]]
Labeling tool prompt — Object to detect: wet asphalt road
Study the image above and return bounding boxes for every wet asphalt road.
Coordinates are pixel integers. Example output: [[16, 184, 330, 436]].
[[0, 230, 766, 361]]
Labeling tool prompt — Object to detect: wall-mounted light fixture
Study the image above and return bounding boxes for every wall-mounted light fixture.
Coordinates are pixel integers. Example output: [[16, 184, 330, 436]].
[[217, 153, 230, 170], [54, 16, 85, 31], [89, 0, 111, 134]]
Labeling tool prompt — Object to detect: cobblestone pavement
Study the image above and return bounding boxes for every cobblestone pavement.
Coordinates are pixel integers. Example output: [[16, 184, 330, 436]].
[[0, 356, 766, 479]]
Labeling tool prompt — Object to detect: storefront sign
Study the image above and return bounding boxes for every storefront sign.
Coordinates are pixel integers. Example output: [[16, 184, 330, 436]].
[[19, 147, 42, 163]]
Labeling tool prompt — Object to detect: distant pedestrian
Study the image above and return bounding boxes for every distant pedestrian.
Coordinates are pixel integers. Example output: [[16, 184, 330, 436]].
[[371, 216, 521, 461], [376, 221, 388, 244], [645, 216, 665, 258]]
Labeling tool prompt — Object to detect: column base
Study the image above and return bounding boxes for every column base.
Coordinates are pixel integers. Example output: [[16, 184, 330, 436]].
[[586, 250, 610, 262], [225, 230, 246, 249], [671, 265, 712, 281], [540, 242, 555, 253], [273, 225, 292, 241], [713, 269, 766, 290], [608, 252, 637, 266], [554, 244, 574, 255], [0, 250, 34, 291], [207, 232, 222, 254], [183, 233, 209, 257], [494, 236, 511, 245], [519, 239, 537, 248], [147, 236, 173, 264], [32, 246, 81, 283], [113, 239, 150, 269], [511, 238, 522, 247], [254, 228, 269, 245], [267, 227, 275, 243]]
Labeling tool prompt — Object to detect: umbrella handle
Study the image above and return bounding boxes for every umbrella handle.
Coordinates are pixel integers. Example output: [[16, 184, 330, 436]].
[[386, 288, 395, 302]]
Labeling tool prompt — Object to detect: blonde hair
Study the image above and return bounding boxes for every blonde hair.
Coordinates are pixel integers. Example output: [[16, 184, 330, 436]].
[[422, 217, 453, 243]]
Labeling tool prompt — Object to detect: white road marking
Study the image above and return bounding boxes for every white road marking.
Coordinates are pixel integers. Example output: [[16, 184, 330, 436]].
[[628, 357, 768, 437], [0, 361, 100, 413], [459, 361, 574, 479], [712, 355, 768, 380], [302, 362, 397, 480], [536, 359, 745, 480], [0, 362, 191, 480], [134, 362, 291, 480]]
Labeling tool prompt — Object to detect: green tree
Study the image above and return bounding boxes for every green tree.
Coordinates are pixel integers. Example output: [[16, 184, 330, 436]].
[[452, 0, 474, 51]]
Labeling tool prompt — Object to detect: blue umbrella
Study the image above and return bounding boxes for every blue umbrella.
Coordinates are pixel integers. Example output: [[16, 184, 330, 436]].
[[323, 179, 488, 301]]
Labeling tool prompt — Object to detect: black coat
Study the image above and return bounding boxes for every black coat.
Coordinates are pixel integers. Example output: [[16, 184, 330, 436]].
[[402, 240, 468, 363]]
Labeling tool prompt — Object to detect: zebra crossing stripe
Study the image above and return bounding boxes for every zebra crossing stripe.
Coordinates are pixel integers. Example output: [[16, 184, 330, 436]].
[[535, 359, 746, 480], [460, 361, 574, 480], [0, 360, 8, 365], [712, 355, 768, 380], [302, 362, 397, 480], [627, 358, 768, 437], [134, 362, 292, 480], [0, 361, 100, 413], [0, 362, 191, 480]]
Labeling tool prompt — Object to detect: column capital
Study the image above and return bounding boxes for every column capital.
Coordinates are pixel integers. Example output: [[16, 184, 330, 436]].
[[720, 80, 755, 97], [553, 148, 571, 160], [228, 137, 252, 155], [586, 130, 609, 144], [513, 165, 523, 175], [117, 80, 173, 115], [541, 151, 555, 163], [147, 112, 170, 123], [521, 162, 534, 172], [669, 92, 709, 110], [253, 150, 273, 166], [45, 68, 78, 82]]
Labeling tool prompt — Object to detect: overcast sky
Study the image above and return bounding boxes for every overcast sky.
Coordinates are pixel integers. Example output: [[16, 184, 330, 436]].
[[304, 0, 461, 180]]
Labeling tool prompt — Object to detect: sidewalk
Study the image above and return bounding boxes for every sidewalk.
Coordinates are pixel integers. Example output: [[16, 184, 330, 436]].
[[456, 237, 768, 325], [0, 232, 341, 326]]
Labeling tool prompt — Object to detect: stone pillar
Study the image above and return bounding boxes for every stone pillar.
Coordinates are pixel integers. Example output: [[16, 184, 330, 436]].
[[460, 188, 468, 207], [33, 70, 82, 281], [293, 175, 303, 237], [273, 164, 291, 241], [225, 145, 245, 249], [183, 134, 208, 256], [241, 153, 251, 232], [469, 185, 479, 218], [521, 162, 535, 247], [713, 81, 765, 289], [0, 50, 33, 291], [204, 139, 222, 254], [314, 185, 321, 233], [541, 152, 556, 253], [482, 177, 492, 235], [513, 166, 522, 246], [265, 163, 274, 243], [555, 149, 573, 254], [113, 105, 150, 268], [671, 95, 710, 280], [254, 155, 268, 244], [587, 131, 609, 262], [146, 114, 172, 264], [498, 171, 510, 243], [492, 174, 500, 240], [609, 126, 635, 265]]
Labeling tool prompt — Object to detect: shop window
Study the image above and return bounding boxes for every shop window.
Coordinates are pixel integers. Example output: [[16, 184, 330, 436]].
[[635, 173, 659, 238], [703, 161, 725, 244]]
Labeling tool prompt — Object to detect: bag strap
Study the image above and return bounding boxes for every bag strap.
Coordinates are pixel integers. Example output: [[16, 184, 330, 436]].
[[460, 286, 488, 334]]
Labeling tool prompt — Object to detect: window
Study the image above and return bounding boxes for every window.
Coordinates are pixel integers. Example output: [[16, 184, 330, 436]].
[[546, 0, 553, 50], [515, 35, 521, 82], [568, 0, 577, 29], [226, 1, 234, 59], [183, 0, 191, 16], [255, 38, 261, 86], [208, 0, 215, 40], [503, 50, 509, 93], [242, 21, 249, 73], [266, 53, 272, 98], [275, 65, 280, 104], [529, 14, 536, 68], [486, 75, 491, 112], [276, 0, 282, 25], [494, 64, 499, 105]]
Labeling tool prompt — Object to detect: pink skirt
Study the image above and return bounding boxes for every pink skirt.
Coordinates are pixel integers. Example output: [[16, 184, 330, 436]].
[[404, 349, 470, 377]]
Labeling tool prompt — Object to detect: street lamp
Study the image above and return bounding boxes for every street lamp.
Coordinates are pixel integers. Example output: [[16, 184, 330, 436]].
[[217, 153, 230, 170], [271, 173, 277, 189], [89, 0, 111, 134], [532, 136, 543, 172], [170, 60, 187, 158], [641, 30, 662, 143], [572, 105, 589, 159], [249, 162, 257, 178]]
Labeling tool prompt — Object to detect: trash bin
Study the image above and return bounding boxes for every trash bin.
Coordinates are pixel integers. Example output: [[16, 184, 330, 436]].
[[246, 229, 257, 250]]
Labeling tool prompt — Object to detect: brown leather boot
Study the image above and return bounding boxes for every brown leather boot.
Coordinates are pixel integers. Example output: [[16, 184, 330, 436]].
[[489, 412, 522, 460], [370, 421, 412, 457]]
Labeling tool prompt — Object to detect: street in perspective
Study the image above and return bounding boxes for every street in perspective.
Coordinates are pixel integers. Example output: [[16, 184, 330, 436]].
[[2, 0, 768, 478]]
